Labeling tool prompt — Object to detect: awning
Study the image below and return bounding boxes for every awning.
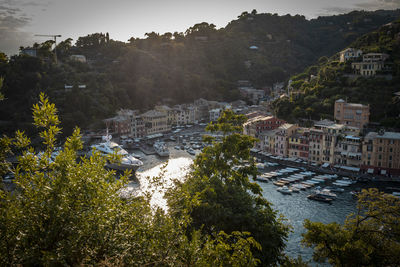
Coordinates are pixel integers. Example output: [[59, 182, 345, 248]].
[[321, 163, 330, 168], [381, 170, 387, 175], [340, 166, 360, 172], [367, 168, 374, 174]]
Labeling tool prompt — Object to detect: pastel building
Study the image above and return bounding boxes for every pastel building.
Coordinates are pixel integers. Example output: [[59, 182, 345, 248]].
[[361, 131, 400, 175], [334, 99, 370, 129], [274, 124, 298, 157], [334, 135, 362, 167], [308, 129, 324, 164], [288, 128, 310, 161]]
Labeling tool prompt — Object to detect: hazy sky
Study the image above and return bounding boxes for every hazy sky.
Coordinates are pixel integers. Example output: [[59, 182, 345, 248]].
[[1, 0, 400, 55]]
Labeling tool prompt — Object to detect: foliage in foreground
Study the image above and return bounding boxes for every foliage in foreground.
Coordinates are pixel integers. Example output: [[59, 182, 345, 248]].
[[167, 110, 290, 266], [302, 188, 400, 266], [0, 94, 261, 266]]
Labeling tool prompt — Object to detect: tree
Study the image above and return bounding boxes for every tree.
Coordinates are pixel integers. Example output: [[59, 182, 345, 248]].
[[167, 110, 289, 265], [302, 188, 400, 266], [0, 94, 261, 265]]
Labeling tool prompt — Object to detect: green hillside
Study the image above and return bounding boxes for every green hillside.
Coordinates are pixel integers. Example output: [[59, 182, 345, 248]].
[[1, 9, 400, 135], [272, 18, 400, 129]]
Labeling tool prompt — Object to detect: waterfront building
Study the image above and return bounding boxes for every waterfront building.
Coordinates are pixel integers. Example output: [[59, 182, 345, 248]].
[[104, 109, 137, 137], [334, 135, 362, 167], [274, 123, 298, 157], [259, 129, 278, 153], [209, 108, 222, 122], [174, 105, 195, 125], [104, 116, 130, 137], [155, 105, 176, 126], [315, 121, 345, 165], [361, 131, 400, 175], [193, 98, 210, 122], [334, 99, 370, 129], [130, 115, 146, 138], [141, 110, 170, 135], [243, 116, 286, 138], [288, 128, 310, 161], [308, 128, 324, 164]]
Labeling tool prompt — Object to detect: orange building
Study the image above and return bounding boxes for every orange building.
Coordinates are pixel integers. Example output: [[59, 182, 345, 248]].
[[361, 131, 400, 175], [334, 99, 370, 129]]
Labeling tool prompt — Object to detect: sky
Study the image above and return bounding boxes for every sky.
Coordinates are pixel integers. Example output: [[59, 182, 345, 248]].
[[1, 0, 400, 55]]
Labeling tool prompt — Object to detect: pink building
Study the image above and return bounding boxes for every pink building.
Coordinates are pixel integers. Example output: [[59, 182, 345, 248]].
[[274, 124, 298, 157]]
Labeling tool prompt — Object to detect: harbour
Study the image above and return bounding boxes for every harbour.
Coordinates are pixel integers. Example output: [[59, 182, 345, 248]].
[[120, 125, 399, 264]]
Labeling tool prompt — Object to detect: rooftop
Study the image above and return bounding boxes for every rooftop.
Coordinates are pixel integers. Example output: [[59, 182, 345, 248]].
[[365, 131, 400, 140], [141, 110, 165, 118]]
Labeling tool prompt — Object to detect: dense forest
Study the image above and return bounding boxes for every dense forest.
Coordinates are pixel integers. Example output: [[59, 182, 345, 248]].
[[272, 18, 400, 129], [1, 9, 400, 135]]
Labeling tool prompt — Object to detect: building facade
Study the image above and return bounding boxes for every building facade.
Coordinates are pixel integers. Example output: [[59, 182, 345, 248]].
[[288, 129, 310, 161], [243, 116, 286, 138], [339, 48, 362, 62], [334, 99, 370, 129], [308, 129, 323, 164], [361, 131, 400, 175], [141, 110, 170, 135], [274, 124, 298, 157], [334, 135, 362, 167]]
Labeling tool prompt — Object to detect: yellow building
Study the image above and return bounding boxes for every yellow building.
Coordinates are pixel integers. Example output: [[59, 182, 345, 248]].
[[362, 131, 400, 175], [141, 110, 170, 135], [155, 105, 176, 126]]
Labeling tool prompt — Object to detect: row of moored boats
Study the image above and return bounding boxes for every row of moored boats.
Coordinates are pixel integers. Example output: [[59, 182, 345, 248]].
[[256, 165, 359, 203]]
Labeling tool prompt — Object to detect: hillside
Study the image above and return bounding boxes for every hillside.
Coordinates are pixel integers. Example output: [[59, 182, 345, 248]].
[[1, 9, 400, 135], [272, 18, 400, 129]]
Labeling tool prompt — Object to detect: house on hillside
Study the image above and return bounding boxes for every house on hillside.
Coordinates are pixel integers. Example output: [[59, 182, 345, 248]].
[[334, 99, 370, 129], [339, 48, 362, 62], [351, 52, 391, 76]]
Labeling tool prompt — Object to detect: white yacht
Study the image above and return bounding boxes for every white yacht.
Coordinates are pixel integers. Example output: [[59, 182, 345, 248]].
[[91, 141, 143, 171], [315, 189, 337, 199], [153, 141, 170, 157], [277, 186, 292, 195]]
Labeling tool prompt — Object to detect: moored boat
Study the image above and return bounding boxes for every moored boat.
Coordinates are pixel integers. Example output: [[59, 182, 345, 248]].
[[277, 185, 292, 194], [307, 193, 333, 203], [154, 141, 170, 157]]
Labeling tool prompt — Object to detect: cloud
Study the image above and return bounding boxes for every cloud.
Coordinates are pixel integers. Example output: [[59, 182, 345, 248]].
[[316, 6, 357, 17], [356, 0, 400, 9], [0, 1, 35, 55], [317, 0, 400, 17]]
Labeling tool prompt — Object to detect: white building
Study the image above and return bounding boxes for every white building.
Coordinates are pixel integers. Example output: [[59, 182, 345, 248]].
[[339, 48, 362, 62], [209, 108, 222, 122]]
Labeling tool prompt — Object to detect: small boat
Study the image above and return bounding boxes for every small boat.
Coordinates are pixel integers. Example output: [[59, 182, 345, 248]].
[[289, 186, 300, 193], [256, 163, 265, 170], [315, 189, 337, 199], [256, 175, 269, 182], [187, 148, 196, 155], [277, 186, 292, 194], [332, 182, 350, 187], [292, 183, 307, 190], [307, 194, 333, 203], [273, 181, 286, 186], [154, 141, 170, 157], [324, 186, 344, 193]]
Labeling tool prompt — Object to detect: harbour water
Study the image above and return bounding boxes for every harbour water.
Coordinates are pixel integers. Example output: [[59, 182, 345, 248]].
[[120, 124, 399, 264], [127, 145, 397, 264]]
